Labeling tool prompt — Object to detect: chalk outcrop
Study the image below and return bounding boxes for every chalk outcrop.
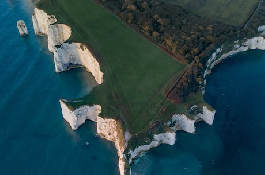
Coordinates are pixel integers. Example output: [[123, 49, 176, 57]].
[[204, 36, 265, 78], [258, 25, 265, 32], [32, 7, 103, 84], [32, 8, 57, 35], [128, 132, 176, 163], [59, 100, 101, 130], [48, 24, 71, 52], [54, 43, 103, 84], [59, 100, 126, 175], [32, 8, 71, 52], [17, 20, 28, 36], [167, 106, 215, 133], [248, 37, 265, 50], [126, 105, 214, 167], [195, 106, 215, 125], [167, 114, 195, 133], [59, 83, 214, 175], [97, 117, 126, 175], [33, 5, 117, 172]]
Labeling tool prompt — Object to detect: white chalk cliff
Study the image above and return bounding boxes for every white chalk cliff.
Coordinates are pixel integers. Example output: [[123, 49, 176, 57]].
[[167, 105, 215, 134], [33, 6, 124, 174], [204, 36, 265, 78], [167, 114, 195, 133], [32, 7, 103, 85], [17, 20, 28, 36], [59, 100, 126, 175], [195, 106, 215, 125], [32, 8, 71, 52], [97, 117, 126, 175], [60, 100, 215, 174], [128, 132, 176, 163], [32, 8, 57, 35], [48, 24, 71, 52], [54, 43, 104, 84], [59, 99, 101, 130]]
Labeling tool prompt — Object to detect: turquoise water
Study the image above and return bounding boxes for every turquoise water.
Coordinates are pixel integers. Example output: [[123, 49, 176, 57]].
[[132, 50, 265, 175], [2, 0, 265, 175], [0, 1, 119, 174]]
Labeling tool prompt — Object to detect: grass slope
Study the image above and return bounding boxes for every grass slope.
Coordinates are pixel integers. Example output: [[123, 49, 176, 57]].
[[37, 0, 185, 134], [166, 0, 260, 26]]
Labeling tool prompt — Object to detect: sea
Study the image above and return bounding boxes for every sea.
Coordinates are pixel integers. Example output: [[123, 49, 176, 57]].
[[1, 0, 265, 175]]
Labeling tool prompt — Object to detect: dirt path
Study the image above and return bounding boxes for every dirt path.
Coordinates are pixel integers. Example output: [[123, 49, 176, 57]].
[[244, 0, 263, 28]]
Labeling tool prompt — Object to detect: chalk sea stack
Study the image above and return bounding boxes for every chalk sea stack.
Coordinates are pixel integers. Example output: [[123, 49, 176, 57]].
[[17, 20, 28, 36]]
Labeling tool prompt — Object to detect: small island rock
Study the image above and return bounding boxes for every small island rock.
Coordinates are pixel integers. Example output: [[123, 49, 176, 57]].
[[17, 20, 28, 36]]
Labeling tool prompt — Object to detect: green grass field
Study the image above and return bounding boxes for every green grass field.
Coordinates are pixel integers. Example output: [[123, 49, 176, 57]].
[[166, 0, 260, 26], [37, 0, 185, 134]]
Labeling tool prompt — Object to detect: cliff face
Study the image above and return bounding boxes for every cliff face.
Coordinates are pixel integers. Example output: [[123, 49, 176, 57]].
[[59, 100, 127, 175], [195, 106, 215, 125], [48, 24, 71, 52], [167, 105, 215, 133], [32, 8, 71, 52], [60, 100, 215, 174], [54, 43, 103, 84], [32, 7, 103, 85], [128, 132, 176, 163], [204, 36, 265, 78], [97, 117, 126, 175], [32, 8, 57, 35], [59, 100, 101, 130], [126, 105, 215, 163], [168, 114, 196, 133]]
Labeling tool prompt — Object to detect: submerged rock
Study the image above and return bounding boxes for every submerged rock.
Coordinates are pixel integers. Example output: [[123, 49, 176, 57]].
[[17, 20, 28, 36]]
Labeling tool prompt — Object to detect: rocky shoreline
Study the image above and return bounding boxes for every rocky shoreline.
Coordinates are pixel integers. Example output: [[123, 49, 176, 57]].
[[32, 8, 103, 84], [31, 6, 265, 175], [31, 6, 216, 175], [31, 7, 126, 174], [204, 35, 265, 83]]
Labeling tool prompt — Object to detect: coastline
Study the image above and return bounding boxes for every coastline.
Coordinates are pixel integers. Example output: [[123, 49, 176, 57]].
[[30, 3, 265, 175], [203, 35, 265, 88], [31, 6, 216, 174], [0, 0, 121, 173], [31, 7, 129, 174]]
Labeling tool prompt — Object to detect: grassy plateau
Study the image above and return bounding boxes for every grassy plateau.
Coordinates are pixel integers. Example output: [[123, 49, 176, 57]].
[[166, 0, 260, 26], [37, 0, 186, 134]]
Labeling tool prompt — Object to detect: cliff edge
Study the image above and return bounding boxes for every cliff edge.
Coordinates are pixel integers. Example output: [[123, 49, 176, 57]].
[[32, 7, 103, 84]]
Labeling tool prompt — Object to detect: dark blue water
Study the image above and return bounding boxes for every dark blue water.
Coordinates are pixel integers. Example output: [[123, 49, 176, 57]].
[[132, 50, 265, 175], [0, 1, 119, 174]]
